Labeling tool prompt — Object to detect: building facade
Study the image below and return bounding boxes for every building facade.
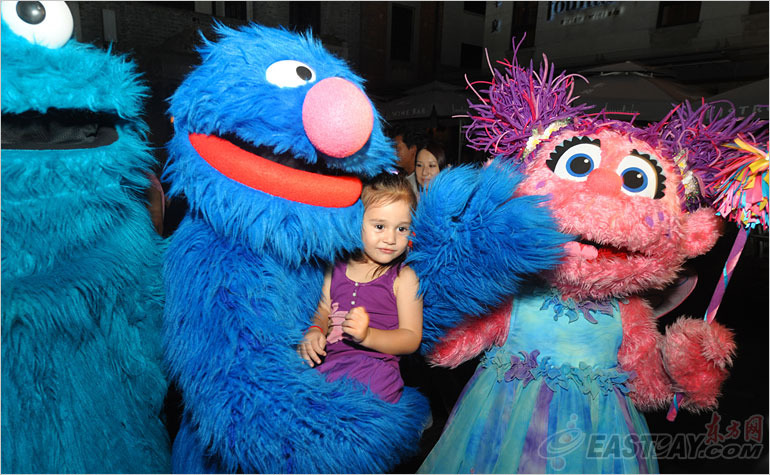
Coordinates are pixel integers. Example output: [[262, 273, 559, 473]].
[[67, 1, 767, 156]]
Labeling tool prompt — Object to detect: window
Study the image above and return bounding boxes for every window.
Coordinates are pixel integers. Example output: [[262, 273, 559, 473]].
[[147, 2, 196, 11], [460, 43, 483, 70], [390, 4, 413, 61], [223, 2, 247, 20], [749, 1, 769, 14], [290, 1, 321, 34], [464, 1, 486, 15], [657, 1, 701, 27], [511, 1, 538, 47]]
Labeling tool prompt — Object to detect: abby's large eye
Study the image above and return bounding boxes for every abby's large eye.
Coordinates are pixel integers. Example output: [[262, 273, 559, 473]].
[[616, 150, 666, 199], [1, 1, 73, 49], [265, 60, 317, 88], [546, 136, 601, 182]]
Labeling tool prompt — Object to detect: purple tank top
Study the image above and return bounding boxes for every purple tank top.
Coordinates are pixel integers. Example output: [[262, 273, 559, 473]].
[[316, 260, 404, 402], [325, 260, 400, 361]]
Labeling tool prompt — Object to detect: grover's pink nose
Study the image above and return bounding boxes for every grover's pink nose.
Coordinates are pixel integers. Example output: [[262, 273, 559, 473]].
[[302, 77, 374, 158]]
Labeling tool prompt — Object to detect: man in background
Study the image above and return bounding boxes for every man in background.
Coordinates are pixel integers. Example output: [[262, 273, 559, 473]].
[[390, 125, 421, 195]]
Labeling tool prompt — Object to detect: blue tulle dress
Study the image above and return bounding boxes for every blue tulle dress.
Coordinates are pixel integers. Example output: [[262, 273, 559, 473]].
[[418, 289, 659, 474]]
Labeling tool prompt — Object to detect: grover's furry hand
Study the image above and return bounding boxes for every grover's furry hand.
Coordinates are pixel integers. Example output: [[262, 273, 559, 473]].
[[408, 160, 569, 352]]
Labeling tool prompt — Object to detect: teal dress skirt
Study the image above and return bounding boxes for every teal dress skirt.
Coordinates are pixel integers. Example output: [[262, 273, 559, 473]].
[[419, 289, 659, 474]]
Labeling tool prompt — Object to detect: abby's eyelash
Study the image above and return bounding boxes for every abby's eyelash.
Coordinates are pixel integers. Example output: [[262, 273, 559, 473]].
[[629, 149, 666, 199], [546, 136, 600, 172]]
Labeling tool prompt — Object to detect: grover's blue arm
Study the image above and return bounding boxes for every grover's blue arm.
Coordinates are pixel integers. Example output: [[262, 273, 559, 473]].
[[164, 217, 428, 474], [408, 160, 569, 352]]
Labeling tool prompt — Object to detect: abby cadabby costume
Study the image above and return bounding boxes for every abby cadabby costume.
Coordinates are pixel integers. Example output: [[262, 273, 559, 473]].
[[419, 41, 768, 474]]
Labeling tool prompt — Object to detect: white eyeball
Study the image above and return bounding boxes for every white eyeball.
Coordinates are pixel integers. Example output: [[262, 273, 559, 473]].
[[547, 138, 602, 182], [265, 60, 317, 88], [1, 1, 73, 49], [616, 153, 664, 199]]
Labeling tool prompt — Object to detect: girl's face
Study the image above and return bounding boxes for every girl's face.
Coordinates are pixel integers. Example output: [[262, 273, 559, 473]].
[[361, 199, 412, 266], [415, 150, 440, 187]]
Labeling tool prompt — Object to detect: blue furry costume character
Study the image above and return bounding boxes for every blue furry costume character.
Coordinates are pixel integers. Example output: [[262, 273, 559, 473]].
[[1, 2, 169, 473], [163, 23, 566, 473]]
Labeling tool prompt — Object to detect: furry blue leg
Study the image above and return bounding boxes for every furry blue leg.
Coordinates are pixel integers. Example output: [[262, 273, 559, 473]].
[[173, 413, 227, 474]]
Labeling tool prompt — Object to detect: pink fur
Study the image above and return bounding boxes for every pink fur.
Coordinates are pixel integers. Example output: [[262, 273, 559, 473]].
[[517, 129, 709, 301], [680, 208, 724, 258], [428, 302, 512, 368], [429, 48, 764, 473], [435, 127, 733, 417], [617, 297, 673, 410], [661, 317, 736, 410]]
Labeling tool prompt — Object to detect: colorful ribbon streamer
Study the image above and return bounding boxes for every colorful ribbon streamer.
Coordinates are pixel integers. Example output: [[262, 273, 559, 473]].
[[704, 227, 751, 324], [667, 137, 767, 422]]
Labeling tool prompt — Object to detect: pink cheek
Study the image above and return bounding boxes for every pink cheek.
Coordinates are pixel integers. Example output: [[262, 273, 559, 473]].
[[535, 180, 547, 190], [646, 211, 675, 238], [658, 211, 673, 238]]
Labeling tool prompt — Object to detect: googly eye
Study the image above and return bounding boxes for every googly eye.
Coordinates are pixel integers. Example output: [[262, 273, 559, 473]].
[[265, 60, 317, 88], [617, 152, 665, 199], [1, 1, 73, 49], [547, 136, 601, 182]]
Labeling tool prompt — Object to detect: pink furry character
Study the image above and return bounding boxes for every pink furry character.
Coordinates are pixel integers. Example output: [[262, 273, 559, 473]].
[[418, 42, 768, 474]]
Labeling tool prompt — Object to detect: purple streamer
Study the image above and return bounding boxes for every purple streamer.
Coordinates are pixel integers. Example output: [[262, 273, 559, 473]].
[[705, 226, 750, 324]]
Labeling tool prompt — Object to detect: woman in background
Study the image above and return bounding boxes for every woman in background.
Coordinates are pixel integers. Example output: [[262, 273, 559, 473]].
[[415, 142, 447, 199]]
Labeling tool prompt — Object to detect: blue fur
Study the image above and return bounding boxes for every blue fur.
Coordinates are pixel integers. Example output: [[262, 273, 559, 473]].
[[1, 23, 147, 118], [163, 23, 395, 266], [165, 218, 430, 473], [163, 24, 427, 473], [164, 23, 567, 473], [1, 19, 169, 474], [409, 161, 571, 350]]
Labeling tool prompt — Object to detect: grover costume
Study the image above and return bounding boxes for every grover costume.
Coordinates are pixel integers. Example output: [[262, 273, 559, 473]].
[[162, 23, 566, 473], [1, 1, 169, 473]]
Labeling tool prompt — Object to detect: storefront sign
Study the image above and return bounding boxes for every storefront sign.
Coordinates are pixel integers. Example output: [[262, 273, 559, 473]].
[[547, 1, 618, 22]]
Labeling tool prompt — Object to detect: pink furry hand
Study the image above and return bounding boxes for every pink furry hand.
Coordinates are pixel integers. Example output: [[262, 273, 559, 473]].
[[427, 302, 512, 368], [617, 297, 671, 410], [662, 317, 736, 410]]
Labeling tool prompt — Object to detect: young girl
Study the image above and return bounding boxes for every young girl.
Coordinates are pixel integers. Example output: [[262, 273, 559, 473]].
[[298, 173, 423, 403]]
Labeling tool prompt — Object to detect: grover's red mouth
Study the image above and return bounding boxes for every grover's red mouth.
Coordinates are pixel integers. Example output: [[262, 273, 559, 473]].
[[189, 133, 362, 208]]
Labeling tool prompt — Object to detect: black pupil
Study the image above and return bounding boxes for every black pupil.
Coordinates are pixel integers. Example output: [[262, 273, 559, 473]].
[[569, 156, 592, 175], [17, 1, 46, 25], [623, 170, 645, 190], [296, 66, 312, 81]]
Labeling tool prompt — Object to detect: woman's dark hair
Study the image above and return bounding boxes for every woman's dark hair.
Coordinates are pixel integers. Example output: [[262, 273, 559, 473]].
[[416, 141, 447, 170]]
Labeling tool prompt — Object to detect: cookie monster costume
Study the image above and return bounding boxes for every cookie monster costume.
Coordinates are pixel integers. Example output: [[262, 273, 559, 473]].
[[1, 2, 169, 473], [162, 23, 567, 473]]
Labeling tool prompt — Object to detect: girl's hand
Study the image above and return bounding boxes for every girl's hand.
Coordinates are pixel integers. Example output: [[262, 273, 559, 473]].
[[298, 327, 327, 367], [342, 307, 370, 344]]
